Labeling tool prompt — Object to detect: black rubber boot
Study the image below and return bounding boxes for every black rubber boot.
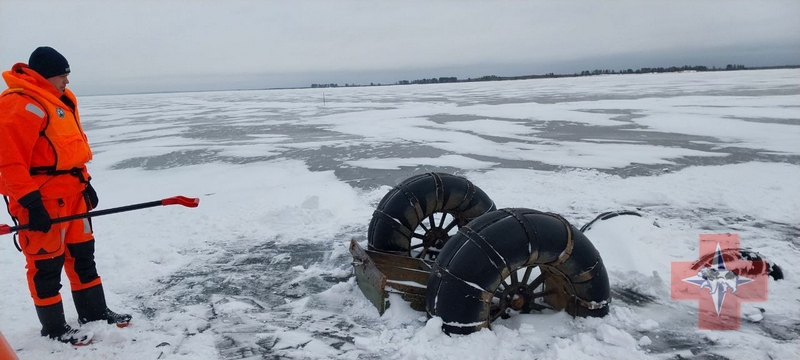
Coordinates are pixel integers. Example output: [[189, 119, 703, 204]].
[[73, 284, 132, 327], [36, 302, 92, 345]]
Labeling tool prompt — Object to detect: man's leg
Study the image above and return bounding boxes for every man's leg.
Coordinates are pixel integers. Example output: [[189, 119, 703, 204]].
[[22, 239, 90, 345], [10, 193, 92, 344], [62, 193, 131, 327]]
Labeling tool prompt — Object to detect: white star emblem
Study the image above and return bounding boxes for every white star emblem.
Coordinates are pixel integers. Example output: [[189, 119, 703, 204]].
[[682, 243, 754, 315]]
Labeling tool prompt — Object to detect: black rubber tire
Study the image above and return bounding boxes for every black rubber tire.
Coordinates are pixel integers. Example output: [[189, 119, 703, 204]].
[[426, 208, 611, 335], [367, 172, 496, 258]]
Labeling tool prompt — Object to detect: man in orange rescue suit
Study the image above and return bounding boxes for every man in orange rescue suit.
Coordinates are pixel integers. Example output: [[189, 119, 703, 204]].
[[0, 47, 131, 345]]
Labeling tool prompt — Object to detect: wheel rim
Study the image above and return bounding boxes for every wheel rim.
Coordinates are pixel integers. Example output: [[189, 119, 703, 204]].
[[489, 265, 570, 322], [409, 212, 461, 260]]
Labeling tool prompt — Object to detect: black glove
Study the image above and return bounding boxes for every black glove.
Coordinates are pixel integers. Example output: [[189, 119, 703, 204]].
[[83, 182, 98, 210], [19, 190, 53, 233]]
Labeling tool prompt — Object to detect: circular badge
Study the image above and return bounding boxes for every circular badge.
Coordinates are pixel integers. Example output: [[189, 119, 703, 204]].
[[56, 108, 65, 118]]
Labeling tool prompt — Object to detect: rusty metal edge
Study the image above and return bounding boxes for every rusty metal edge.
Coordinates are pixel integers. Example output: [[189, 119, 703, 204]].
[[350, 239, 389, 314]]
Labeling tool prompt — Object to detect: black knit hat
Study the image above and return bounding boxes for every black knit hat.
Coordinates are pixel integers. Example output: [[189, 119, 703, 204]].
[[28, 46, 70, 79]]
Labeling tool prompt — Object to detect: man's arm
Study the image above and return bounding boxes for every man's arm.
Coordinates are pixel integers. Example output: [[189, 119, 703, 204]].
[[0, 96, 46, 202]]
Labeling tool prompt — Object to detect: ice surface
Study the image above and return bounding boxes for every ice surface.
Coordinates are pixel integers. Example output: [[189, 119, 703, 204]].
[[1, 69, 798, 359]]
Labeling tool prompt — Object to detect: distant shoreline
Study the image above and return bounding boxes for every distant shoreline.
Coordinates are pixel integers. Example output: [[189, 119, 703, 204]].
[[85, 65, 800, 96], [306, 64, 800, 90]]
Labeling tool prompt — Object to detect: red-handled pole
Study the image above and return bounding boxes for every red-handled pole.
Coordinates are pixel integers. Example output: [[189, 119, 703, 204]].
[[1, 196, 199, 236]]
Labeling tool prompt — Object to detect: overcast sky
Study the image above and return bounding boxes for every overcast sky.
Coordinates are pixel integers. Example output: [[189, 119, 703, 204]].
[[2, 1, 799, 95]]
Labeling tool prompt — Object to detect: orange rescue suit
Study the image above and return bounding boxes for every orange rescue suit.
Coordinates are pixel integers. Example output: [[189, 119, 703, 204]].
[[0, 63, 92, 202], [1, 63, 100, 306]]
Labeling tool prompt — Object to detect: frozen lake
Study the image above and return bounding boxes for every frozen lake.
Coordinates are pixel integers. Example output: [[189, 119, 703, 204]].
[[1, 69, 798, 359], [84, 69, 799, 184]]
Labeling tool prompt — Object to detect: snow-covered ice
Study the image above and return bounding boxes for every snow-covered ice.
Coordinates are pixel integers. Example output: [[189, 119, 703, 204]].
[[1, 69, 798, 359]]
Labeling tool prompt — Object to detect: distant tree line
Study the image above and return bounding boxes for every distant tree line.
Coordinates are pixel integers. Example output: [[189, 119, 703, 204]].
[[309, 63, 799, 88], [578, 64, 750, 76]]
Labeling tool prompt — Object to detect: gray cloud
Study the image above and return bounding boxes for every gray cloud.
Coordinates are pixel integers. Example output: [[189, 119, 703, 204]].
[[2, 0, 798, 95]]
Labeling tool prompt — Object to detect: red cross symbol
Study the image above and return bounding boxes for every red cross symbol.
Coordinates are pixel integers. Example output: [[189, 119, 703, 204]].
[[671, 234, 768, 330]]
